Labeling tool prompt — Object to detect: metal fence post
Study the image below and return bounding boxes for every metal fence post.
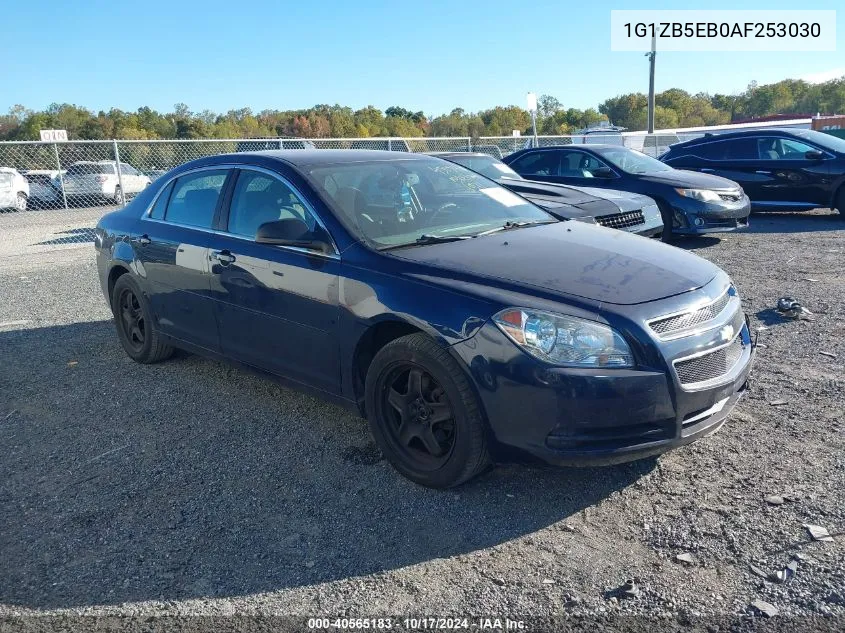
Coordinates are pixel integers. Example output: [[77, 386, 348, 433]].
[[113, 140, 126, 208], [279, 138, 284, 150], [53, 142, 68, 210], [388, 138, 392, 151]]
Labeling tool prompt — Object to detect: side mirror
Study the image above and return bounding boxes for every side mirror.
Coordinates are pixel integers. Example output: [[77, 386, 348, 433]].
[[255, 218, 332, 254], [592, 167, 616, 178], [805, 150, 825, 160]]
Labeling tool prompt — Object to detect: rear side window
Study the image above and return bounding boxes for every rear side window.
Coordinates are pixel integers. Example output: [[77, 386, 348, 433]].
[[509, 151, 560, 176], [149, 180, 175, 219], [227, 170, 316, 238], [164, 170, 228, 228]]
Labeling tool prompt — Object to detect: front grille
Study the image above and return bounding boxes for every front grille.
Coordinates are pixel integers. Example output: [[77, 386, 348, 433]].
[[595, 210, 645, 230], [650, 291, 731, 336], [674, 334, 745, 386], [718, 191, 742, 202]]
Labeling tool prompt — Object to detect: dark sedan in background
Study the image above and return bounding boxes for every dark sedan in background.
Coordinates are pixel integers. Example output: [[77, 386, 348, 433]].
[[95, 150, 753, 488], [503, 144, 751, 240], [431, 152, 663, 237], [659, 128, 845, 217]]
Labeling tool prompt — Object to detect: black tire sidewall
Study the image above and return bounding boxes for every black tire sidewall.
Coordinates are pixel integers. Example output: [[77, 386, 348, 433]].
[[365, 337, 485, 488], [111, 275, 156, 361]]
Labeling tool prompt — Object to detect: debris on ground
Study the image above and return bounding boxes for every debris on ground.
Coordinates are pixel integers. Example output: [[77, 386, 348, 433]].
[[674, 552, 696, 565], [775, 296, 813, 319], [803, 524, 835, 542], [819, 351, 837, 359], [768, 400, 789, 406], [749, 564, 768, 579], [750, 599, 780, 618], [769, 560, 797, 584], [608, 579, 640, 599], [542, 578, 555, 585], [765, 495, 785, 506]]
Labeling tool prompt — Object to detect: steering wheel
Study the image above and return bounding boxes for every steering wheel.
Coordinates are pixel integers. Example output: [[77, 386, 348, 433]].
[[421, 201, 458, 228]]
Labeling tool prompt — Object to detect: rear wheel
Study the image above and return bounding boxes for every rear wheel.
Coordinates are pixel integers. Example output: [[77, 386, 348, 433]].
[[113, 186, 124, 205], [111, 274, 173, 363], [365, 333, 490, 488], [15, 192, 27, 211]]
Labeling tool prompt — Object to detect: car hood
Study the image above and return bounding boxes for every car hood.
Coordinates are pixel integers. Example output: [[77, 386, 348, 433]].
[[390, 221, 719, 306], [638, 169, 740, 190], [501, 179, 619, 217], [574, 186, 655, 211]]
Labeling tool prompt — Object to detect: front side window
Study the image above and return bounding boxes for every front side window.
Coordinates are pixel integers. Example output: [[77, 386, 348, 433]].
[[509, 151, 560, 176], [757, 137, 817, 160], [227, 170, 318, 238], [164, 170, 228, 228], [560, 151, 612, 177], [307, 158, 554, 249]]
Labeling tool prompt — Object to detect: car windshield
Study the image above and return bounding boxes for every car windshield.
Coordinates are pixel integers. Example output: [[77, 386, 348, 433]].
[[593, 147, 673, 174], [307, 158, 555, 249], [792, 129, 845, 153], [0, 173, 12, 188], [68, 163, 115, 176], [443, 155, 523, 181]]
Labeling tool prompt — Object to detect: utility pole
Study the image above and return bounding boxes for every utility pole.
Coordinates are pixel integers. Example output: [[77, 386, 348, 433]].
[[646, 33, 656, 134], [526, 92, 539, 148]]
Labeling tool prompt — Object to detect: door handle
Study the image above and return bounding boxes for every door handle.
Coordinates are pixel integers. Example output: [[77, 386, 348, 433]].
[[212, 250, 236, 265], [137, 234, 150, 246], [755, 170, 771, 175]]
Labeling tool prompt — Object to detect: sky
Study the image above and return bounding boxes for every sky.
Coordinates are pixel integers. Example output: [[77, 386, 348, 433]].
[[1, 0, 843, 117]]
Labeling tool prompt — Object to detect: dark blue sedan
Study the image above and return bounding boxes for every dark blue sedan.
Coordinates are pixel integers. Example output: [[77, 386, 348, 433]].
[[95, 150, 754, 488], [503, 144, 751, 240]]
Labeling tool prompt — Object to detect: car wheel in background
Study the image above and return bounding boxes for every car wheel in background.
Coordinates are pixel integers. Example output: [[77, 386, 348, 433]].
[[15, 192, 27, 211], [364, 332, 490, 488], [655, 200, 674, 241], [113, 186, 124, 205], [111, 274, 174, 363]]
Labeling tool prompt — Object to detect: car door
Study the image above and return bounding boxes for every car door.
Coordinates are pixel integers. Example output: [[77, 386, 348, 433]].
[[507, 150, 562, 184], [120, 163, 143, 194], [207, 167, 342, 394], [137, 167, 232, 351]]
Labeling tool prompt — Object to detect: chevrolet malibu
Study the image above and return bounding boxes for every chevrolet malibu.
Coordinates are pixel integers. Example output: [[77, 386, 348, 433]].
[[95, 150, 754, 488]]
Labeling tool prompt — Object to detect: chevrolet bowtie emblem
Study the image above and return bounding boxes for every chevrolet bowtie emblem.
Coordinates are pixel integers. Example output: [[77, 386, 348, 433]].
[[720, 324, 734, 342]]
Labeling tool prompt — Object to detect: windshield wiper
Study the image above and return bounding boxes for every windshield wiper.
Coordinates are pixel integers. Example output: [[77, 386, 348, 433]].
[[380, 234, 472, 250], [474, 220, 555, 237]]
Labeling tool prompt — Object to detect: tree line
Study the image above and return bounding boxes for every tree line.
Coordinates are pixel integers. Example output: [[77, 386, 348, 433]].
[[0, 76, 843, 142]]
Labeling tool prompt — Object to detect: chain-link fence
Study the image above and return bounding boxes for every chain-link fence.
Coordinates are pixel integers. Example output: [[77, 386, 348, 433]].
[[0, 133, 706, 253]]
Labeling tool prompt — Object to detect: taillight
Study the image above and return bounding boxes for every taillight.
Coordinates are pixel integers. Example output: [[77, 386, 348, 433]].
[[97, 175, 108, 183]]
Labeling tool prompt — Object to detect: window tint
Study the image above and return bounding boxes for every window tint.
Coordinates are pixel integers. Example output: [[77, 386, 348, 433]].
[[227, 170, 317, 238], [758, 137, 817, 160], [692, 141, 729, 160], [509, 151, 560, 176], [150, 180, 174, 219], [560, 151, 610, 177], [720, 138, 759, 160], [164, 170, 228, 228]]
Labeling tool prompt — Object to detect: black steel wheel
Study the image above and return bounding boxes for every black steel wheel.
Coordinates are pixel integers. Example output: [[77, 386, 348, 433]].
[[365, 333, 490, 488], [111, 274, 174, 363]]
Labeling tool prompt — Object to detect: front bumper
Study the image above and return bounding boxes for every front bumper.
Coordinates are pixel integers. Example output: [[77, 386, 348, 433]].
[[671, 195, 751, 235], [451, 310, 754, 467]]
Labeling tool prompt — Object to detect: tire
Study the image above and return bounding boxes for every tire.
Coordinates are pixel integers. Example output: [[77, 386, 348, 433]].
[[111, 274, 174, 363], [655, 200, 674, 242], [835, 188, 845, 219], [15, 192, 27, 212], [113, 186, 124, 205], [364, 333, 490, 488]]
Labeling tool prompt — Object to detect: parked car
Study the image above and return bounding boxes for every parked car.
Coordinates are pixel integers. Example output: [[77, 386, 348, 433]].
[[95, 150, 754, 488], [60, 161, 151, 205], [143, 169, 168, 182], [659, 128, 845, 216], [0, 167, 29, 211], [431, 152, 663, 237], [22, 170, 62, 209], [503, 144, 751, 240]]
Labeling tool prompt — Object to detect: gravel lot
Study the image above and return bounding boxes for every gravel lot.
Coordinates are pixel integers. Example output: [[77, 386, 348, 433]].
[[0, 207, 843, 628]]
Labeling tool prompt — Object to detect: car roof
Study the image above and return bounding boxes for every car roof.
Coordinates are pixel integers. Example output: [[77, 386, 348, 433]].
[[670, 128, 808, 148], [240, 149, 432, 167]]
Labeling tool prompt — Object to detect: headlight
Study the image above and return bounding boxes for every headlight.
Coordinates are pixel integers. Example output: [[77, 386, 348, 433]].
[[492, 308, 634, 368], [675, 188, 722, 202]]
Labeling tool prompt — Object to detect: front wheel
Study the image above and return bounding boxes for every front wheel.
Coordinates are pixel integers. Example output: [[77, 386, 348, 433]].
[[364, 333, 490, 488], [15, 192, 27, 211], [113, 186, 124, 205], [111, 274, 174, 363]]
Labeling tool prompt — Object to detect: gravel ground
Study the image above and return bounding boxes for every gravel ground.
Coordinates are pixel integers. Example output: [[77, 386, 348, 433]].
[[0, 208, 843, 629]]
